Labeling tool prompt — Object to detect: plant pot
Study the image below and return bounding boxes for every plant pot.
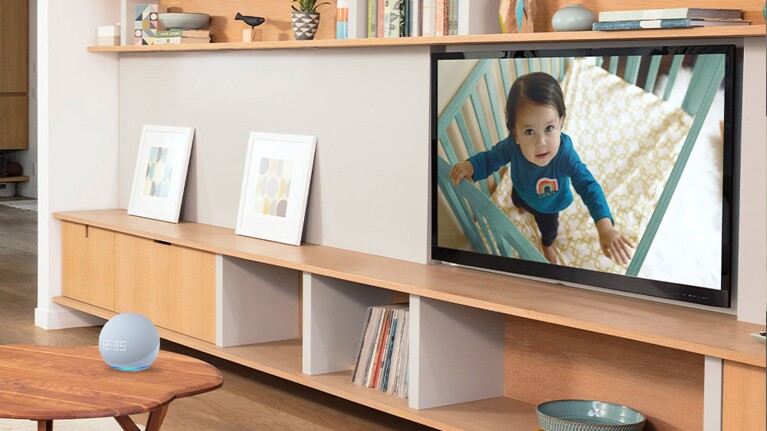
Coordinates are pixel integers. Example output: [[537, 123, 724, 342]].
[[291, 11, 320, 40]]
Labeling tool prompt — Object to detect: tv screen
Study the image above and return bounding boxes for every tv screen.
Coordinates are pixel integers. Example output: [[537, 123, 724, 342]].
[[432, 45, 735, 308]]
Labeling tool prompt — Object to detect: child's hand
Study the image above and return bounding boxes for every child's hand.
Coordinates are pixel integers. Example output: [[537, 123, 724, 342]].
[[449, 161, 474, 186], [596, 218, 634, 265]]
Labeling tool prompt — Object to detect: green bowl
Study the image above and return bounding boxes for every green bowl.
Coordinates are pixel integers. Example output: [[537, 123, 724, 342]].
[[536, 400, 646, 431], [158, 13, 210, 30]]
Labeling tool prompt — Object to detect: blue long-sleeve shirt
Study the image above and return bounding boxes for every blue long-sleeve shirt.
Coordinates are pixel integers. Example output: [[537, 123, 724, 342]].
[[468, 133, 612, 224]]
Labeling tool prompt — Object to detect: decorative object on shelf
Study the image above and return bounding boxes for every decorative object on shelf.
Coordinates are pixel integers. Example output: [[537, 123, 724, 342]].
[[235, 12, 266, 42], [536, 400, 646, 431], [134, 4, 167, 45], [552, 4, 596, 31], [154, 29, 211, 45], [752, 330, 767, 344], [98, 313, 160, 371], [499, 0, 536, 33], [0, 182, 15, 198], [97, 23, 121, 46], [291, 0, 330, 40], [236, 132, 317, 245], [127, 125, 195, 223], [158, 12, 210, 30]]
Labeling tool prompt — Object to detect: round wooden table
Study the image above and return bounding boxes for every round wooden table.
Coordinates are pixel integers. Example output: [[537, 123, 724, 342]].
[[0, 344, 223, 431]]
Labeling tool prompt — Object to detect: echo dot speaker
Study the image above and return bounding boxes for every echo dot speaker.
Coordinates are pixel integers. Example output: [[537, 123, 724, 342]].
[[99, 313, 160, 371]]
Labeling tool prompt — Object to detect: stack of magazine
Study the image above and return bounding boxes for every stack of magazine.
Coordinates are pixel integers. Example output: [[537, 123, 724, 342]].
[[592, 8, 750, 31], [351, 304, 409, 398]]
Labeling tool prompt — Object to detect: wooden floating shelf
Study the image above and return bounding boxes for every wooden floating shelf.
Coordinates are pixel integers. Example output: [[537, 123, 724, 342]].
[[53, 296, 540, 431], [0, 176, 30, 183], [54, 210, 766, 368], [88, 26, 766, 53]]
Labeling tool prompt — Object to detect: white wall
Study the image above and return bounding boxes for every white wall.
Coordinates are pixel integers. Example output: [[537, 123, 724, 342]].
[[118, 48, 431, 264], [35, 0, 121, 329]]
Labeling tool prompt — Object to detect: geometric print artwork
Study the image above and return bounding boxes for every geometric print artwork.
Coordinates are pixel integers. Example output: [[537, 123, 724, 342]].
[[252, 157, 294, 218], [135, 4, 162, 45], [143, 146, 174, 198]]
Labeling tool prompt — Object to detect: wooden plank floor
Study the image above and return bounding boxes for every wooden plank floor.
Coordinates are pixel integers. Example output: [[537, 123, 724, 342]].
[[0, 203, 434, 431]]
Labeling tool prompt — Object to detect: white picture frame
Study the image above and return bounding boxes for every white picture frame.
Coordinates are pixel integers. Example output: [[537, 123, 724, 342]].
[[235, 132, 317, 245], [127, 125, 195, 223]]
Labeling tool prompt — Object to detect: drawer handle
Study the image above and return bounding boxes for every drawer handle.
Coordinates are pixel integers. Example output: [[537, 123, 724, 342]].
[[153, 240, 172, 246]]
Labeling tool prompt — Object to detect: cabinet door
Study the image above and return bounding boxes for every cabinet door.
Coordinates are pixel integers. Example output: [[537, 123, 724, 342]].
[[0, 0, 28, 92], [115, 233, 216, 343], [0, 96, 28, 150], [61, 222, 115, 310], [722, 360, 767, 431]]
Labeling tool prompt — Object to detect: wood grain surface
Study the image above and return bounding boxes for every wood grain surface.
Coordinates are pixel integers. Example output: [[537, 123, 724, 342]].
[[722, 360, 767, 431], [54, 210, 766, 368], [0, 345, 222, 421]]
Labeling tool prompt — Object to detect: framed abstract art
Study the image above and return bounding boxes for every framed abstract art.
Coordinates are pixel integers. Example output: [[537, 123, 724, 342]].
[[127, 125, 195, 223], [235, 132, 317, 245]]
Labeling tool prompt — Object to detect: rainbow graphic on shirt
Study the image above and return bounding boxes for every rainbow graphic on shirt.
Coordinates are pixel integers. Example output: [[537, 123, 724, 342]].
[[536, 178, 559, 197]]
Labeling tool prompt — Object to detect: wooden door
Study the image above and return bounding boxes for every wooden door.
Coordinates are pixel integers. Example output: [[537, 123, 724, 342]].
[[0, 0, 28, 93], [115, 233, 216, 343], [61, 222, 115, 310], [0, 96, 28, 150]]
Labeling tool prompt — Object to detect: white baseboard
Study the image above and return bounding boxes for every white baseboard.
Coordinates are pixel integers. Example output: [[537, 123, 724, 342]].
[[35, 306, 106, 330]]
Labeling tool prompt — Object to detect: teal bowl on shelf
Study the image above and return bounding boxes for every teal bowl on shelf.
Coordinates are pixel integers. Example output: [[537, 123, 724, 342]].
[[158, 13, 210, 30], [536, 400, 646, 431]]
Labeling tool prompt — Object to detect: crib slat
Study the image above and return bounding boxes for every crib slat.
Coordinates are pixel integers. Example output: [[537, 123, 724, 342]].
[[626, 54, 725, 276], [644, 56, 662, 93], [594, 56, 604, 69], [559, 57, 567, 81], [437, 167, 487, 253], [499, 59, 512, 96], [469, 89, 501, 186], [528, 58, 539, 73], [484, 71, 506, 142], [456, 112, 491, 195], [437, 59, 492, 137], [608, 56, 619, 76], [625, 56, 641, 85], [683, 55, 720, 116], [514, 58, 525, 78], [439, 132, 459, 166], [663, 55, 684, 101]]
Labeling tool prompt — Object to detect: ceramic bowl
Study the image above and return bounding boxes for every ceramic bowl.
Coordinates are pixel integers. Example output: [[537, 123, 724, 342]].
[[551, 4, 596, 32], [158, 13, 210, 30], [536, 400, 646, 431]]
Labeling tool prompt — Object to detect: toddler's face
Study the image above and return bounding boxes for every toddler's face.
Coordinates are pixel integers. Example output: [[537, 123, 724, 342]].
[[512, 103, 563, 167]]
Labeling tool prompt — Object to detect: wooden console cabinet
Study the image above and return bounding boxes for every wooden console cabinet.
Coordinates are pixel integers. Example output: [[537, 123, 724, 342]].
[[54, 210, 766, 431]]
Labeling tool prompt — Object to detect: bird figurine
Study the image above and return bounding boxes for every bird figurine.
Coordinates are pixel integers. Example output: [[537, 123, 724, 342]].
[[235, 12, 266, 29]]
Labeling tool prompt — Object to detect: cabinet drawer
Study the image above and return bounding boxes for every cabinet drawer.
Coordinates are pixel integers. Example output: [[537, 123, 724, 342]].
[[61, 222, 115, 310], [0, 96, 28, 150], [115, 233, 216, 343]]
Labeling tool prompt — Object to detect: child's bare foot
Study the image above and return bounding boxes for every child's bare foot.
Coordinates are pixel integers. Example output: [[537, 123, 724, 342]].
[[542, 245, 557, 264]]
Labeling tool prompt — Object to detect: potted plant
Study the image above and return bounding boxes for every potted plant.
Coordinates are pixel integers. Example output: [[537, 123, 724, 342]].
[[291, 0, 329, 40]]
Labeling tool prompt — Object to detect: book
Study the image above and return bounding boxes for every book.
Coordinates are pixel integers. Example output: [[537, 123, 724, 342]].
[[155, 29, 210, 38], [422, 0, 436, 36], [598, 8, 742, 22], [367, 0, 377, 37], [154, 36, 211, 44], [593, 18, 751, 31]]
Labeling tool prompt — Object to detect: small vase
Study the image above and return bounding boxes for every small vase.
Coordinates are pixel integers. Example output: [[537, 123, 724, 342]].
[[551, 4, 596, 32], [291, 11, 320, 40]]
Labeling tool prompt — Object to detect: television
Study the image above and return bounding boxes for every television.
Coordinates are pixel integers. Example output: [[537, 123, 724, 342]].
[[431, 45, 736, 308]]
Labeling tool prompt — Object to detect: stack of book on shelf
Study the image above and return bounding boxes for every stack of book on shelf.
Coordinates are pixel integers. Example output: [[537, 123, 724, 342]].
[[153, 29, 211, 44], [365, 0, 493, 38], [593, 8, 750, 31], [351, 304, 409, 398]]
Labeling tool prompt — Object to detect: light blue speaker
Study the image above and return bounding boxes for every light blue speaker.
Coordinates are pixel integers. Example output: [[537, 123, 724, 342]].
[[99, 313, 160, 371]]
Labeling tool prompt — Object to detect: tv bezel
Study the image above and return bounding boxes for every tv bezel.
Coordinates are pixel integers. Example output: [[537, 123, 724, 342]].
[[430, 44, 736, 308]]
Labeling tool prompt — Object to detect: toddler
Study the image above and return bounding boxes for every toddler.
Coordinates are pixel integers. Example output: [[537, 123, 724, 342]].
[[449, 72, 632, 265]]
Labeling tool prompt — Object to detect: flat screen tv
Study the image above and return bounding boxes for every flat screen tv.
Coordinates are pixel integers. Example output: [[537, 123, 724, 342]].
[[432, 45, 736, 308]]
